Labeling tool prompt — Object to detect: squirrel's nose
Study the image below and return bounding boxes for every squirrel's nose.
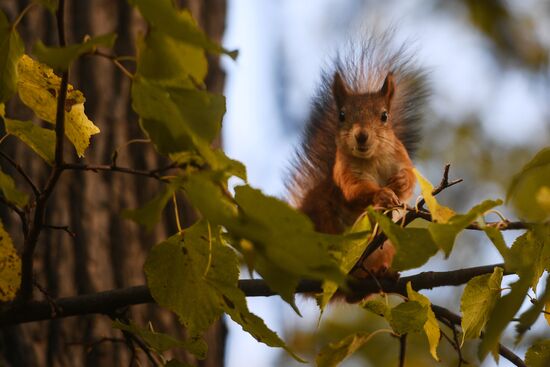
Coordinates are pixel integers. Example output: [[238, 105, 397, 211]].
[[355, 131, 368, 145]]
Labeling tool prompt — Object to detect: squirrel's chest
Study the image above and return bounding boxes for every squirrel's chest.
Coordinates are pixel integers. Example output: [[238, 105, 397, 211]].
[[353, 159, 400, 186]]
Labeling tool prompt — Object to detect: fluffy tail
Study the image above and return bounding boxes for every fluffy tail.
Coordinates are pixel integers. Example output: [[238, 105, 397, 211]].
[[287, 31, 430, 207]]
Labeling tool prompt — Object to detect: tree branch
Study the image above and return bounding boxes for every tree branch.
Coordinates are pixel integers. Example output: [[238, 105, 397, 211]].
[[0, 263, 507, 326]]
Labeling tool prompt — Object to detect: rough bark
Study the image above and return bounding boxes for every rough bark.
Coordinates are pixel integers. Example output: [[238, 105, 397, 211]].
[[0, 0, 228, 366]]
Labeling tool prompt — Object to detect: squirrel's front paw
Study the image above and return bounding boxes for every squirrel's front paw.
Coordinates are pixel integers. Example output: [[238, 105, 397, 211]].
[[373, 187, 400, 208]]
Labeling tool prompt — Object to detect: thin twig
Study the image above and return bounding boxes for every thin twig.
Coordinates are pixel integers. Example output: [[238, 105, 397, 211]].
[[0, 150, 39, 197], [19, 0, 68, 302], [33, 280, 61, 318], [399, 333, 407, 367], [44, 224, 76, 238], [0, 195, 28, 236], [62, 163, 169, 182], [432, 305, 526, 367]]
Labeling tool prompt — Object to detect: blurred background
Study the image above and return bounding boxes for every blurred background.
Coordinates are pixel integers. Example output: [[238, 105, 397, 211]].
[[221, 0, 550, 366]]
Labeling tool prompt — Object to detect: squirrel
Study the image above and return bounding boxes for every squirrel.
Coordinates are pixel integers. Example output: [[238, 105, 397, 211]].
[[287, 33, 429, 279]]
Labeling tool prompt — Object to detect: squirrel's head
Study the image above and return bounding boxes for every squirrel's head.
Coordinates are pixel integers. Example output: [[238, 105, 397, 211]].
[[332, 71, 399, 159]]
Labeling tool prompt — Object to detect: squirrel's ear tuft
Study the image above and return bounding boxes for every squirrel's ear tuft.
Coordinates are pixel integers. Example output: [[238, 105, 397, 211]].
[[332, 71, 349, 109], [381, 72, 395, 107]]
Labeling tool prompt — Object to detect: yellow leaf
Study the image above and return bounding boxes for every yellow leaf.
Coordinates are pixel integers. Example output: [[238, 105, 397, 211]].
[[413, 168, 455, 223], [0, 220, 21, 301], [16, 55, 100, 157], [406, 282, 440, 361]]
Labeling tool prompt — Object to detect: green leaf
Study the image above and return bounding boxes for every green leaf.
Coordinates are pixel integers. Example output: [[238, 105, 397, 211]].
[[407, 283, 440, 361], [0, 220, 21, 301], [516, 278, 550, 343], [508, 230, 547, 289], [122, 184, 176, 232], [144, 222, 230, 336], [4, 118, 55, 164], [319, 217, 372, 309], [428, 199, 502, 256], [368, 208, 438, 271], [35, 0, 59, 12], [413, 168, 455, 223], [483, 226, 511, 262], [526, 340, 550, 367], [0, 168, 28, 207], [112, 320, 206, 358], [136, 28, 207, 86], [0, 10, 24, 102], [316, 332, 380, 367], [460, 266, 503, 344], [33, 33, 117, 71], [17, 55, 100, 157], [233, 185, 345, 282], [144, 221, 301, 361], [360, 297, 390, 318], [128, 0, 237, 59], [389, 301, 427, 335], [507, 147, 550, 221], [478, 273, 532, 361], [184, 176, 343, 312], [131, 78, 225, 157], [218, 281, 306, 363]]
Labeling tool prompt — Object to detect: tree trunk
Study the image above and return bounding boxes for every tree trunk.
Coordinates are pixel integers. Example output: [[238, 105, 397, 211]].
[[0, 0, 228, 366]]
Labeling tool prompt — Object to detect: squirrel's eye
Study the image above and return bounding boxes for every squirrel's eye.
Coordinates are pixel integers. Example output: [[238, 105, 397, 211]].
[[381, 111, 388, 123], [338, 110, 345, 122]]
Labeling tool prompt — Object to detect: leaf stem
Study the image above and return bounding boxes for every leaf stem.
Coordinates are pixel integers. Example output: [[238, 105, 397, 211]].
[[12, 2, 36, 29]]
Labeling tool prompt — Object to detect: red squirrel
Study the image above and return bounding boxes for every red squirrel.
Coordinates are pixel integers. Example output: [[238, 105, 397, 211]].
[[287, 34, 429, 278]]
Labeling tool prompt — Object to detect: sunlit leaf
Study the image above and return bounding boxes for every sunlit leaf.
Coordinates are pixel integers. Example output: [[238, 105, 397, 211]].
[[507, 148, 550, 221], [0, 168, 28, 207], [112, 320, 206, 358], [407, 283, 440, 361], [525, 340, 550, 367], [0, 220, 21, 301], [360, 297, 390, 318], [413, 168, 455, 223], [428, 200, 502, 256], [508, 230, 547, 290], [4, 118, 55, 164], [33, 33, 117, 71], [460, 266, 503, 344], [17, 55, 100, 157], [390, 301, 427, 335], [478, 273, 532, 361], [0, 10, 24, 102]]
